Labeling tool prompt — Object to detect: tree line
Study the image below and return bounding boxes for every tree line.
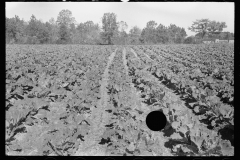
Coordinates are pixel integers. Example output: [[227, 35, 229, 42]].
[[6, 9, 233, 45]]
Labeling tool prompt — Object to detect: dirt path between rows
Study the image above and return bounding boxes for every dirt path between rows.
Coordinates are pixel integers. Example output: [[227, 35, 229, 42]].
[[131, 48, 152, 61], [75, 48, 118, 156], [129, 48, 140, 60], [122, 47, 173, 156], [122, 48, 129, 76]]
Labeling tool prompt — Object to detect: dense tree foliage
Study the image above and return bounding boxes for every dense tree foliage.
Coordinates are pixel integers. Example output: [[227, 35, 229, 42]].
[[72, 21, 101, 45], [25, 15, 51, 44], [5, 10, 233, 45], [6, 15, 26, 44], [141, 21, 187, 44], [168, 24, 187, 44], [141, 20, 158, 44]]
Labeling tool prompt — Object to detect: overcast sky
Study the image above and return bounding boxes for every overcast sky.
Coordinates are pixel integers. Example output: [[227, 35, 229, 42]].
[[6, 2, 234, 36]]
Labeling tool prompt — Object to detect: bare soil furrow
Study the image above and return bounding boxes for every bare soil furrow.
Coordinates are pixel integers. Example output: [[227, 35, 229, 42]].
[[131, 48, 152, 61], [129, 48, 140, 60], [75, 48, 118, 156], [122, 48, 129, 76]]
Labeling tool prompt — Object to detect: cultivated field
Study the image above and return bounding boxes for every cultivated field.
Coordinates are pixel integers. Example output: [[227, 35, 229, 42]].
[[6, 44, 234, 156]]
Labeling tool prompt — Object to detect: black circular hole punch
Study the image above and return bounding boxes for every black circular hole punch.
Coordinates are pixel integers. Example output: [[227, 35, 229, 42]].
[[146, 110, 167, 132]]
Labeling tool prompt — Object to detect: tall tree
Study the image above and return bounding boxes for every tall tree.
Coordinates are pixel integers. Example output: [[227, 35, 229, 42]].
[[141, 20, 158, 44], [74, 21, 101, 44], [26, 15, 38, 37], [58, 23, 71, 44], [168, 25, 187, 43], [129, 26, 142, 44], [6, 17, 17, 43], [56, 9, 76, 27], [207, 20, 227, 36], [48, 18, 59, 43], [6, 15, 26, 43], [188, 19, 227, 39], [156, 24, 169, 44], [25, 15, 50, 44], [101, 13, 118, 45], [115, 21, 128, 45], [188, 19, 210, 39], [75, 22, 86, 44], [84, 21, 101, 44], [69, 23, 76, 43], [56, 10, 76, 43], [37, 22, 50, 44], [146, 20, 157, 29]]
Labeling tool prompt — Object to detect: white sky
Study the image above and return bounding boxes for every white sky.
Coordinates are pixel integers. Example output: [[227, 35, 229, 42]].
[[6, 2, 234, 36]]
